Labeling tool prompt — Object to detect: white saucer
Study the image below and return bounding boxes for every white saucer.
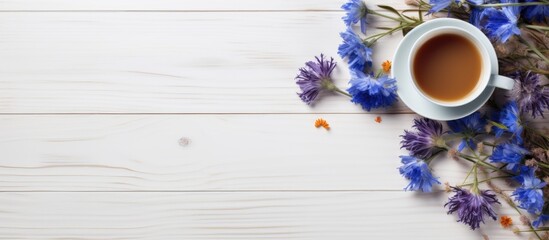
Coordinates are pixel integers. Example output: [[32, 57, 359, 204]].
[[392, 18, 497, 121]]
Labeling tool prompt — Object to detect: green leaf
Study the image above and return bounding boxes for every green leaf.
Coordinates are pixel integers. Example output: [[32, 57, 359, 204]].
[[376, 27, 393, 30], [487, 120, 508, 130], [377, 5, 403, 18], [402, 27, 413, 36], [403, 14, 417, 21]]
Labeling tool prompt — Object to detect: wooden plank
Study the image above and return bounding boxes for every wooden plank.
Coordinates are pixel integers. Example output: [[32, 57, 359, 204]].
[[0, 12, 413, 114], [2, 114, 545, 191], [0, 192, 530, 240], [0, 0, 414, 11]]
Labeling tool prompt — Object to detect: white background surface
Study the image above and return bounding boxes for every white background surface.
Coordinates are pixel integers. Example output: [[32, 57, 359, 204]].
[[0, 0, 545, 239]]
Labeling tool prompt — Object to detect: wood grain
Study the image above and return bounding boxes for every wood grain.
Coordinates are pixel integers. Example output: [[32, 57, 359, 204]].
[[0, 12, 414, 114], [0, 192, 530, 240], [0, 0, 414, 11], [1, 114, 545, 191]]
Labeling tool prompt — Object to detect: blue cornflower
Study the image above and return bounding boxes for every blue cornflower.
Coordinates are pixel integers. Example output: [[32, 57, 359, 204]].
[[295, 54, 337, 104], [428, 0, 459, 14], [482, 0, 521, 43], [347, 71, 398, 111], [490, 142, 529, 171], [492, 101, 523, 141], [533, 215, 549, 228], [447, 111, 487, 152], [401, 118, 445, 159], [341, 0, 369, 34], [398, 156, 440, 192], [469, 7, 485, 28], [445, 187, 500, 230], [338, 29, 372, 71], [509, 71, 549, 119], [522, 0, 549, 22], [513, 167, 546, 214]]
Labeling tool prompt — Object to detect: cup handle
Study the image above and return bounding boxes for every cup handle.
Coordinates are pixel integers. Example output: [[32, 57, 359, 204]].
[[488, 75, 515, 90]]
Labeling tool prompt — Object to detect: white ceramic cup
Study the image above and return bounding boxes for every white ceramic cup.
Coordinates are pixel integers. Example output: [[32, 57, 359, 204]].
[[408, 26, 514, 107]]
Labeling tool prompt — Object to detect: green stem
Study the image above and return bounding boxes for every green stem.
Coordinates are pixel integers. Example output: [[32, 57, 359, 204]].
[[518, 35, 549, 64], [477, 2, 549, 8], [462, 165, 476, 185], [524, 24, 549, 31], [538, 161, 549, 169], [454, 150, 516, 175], [459, 175, 513, 187], [472, 164, 479, 193], [334, 88, 352, 98], [369, 11, 410, 23], [364, 23, 410, 44], [481, 141, 496, 147]]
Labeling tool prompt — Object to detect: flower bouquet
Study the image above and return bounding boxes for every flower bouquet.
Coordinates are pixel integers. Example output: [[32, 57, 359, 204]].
[[295, 0, 549, 238]]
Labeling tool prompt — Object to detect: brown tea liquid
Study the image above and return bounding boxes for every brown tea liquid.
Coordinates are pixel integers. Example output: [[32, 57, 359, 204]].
[[412, 33, 482, 102]]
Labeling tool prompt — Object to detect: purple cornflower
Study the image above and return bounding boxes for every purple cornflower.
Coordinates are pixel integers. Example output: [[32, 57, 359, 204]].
[[447, 111, 487, 152], [398, 156, 440, 192], [295, 54, 337, 105], [513, 167, 546, 214], [482, 0, 520, 43], [428, 0, 459, 14], [445, 187, 500, 230], [401, 118, 445, 159], [347, 71, 398, 111], [341, 0, 369, 34], [490, 142, 529, 171], [492, 101, 523, 142], [522, 0, 549, 22], [533, 215, 549, 228], [509, 71, 549, 119], [338, 29, 373, 72]]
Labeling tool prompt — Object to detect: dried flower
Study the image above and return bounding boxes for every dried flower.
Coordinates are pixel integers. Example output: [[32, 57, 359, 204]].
[[445, 182, 452, 193], [398, 156, 440, 192], [401, 118, 445, 159], [347, 71, 398, 111], [374, 116, 382, 123], [341, 0, 369, 34], [445, 187, 500, 230], [500, 216, 513, 228], [533, 148, 548, 163], [509, 71, 549, 118], [520, 215, 530, 226], [525, 159, 538, 167], [295, 54, 338, 105], [381, 60, 392, 73], [448, 148, 459, 161], [338, 29, 373, 71], [315, 118, 330, 130], [477, 142, 485, 154], [512, 226, 520, 234]]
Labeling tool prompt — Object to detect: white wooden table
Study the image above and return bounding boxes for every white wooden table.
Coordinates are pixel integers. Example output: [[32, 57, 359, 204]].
[[0, 1, 542, 239]]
